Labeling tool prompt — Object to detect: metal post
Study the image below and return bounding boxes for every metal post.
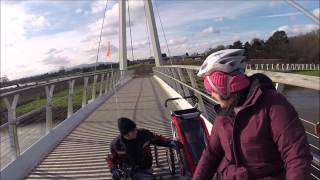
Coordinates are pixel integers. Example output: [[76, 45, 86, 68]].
[[105, 73, 110, 93], [3, 95, 20, 158], [99, 74, 105, 97], [287, 0, 319, 25], [112, 71, 117, 88], [275, 83, 285, 93], [177, 68, 190, 97], [144, 0, 163, 66], [45, 85, 55, 133], [186, 69, 208, 117], [171, 68, 183, 95], [82, 77, 89, 108], [67, 80, 75, 118], [119, 0, 127, 71], [91, 75, 98, 101], [166, 68, 175, 89]]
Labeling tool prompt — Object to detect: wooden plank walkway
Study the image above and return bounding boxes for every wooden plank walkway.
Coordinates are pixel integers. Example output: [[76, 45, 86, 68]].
[[26, 76, 180, 180]]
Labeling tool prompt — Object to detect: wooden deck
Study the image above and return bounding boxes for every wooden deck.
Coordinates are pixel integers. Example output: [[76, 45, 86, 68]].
[[26, 76, 180, 180]]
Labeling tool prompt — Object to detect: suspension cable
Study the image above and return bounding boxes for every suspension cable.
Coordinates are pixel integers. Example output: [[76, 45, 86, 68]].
[[154, 0, 173, 65], [94, 0, 109, 74], [127, 0, 135, 62], [143, 3, 152, 58]]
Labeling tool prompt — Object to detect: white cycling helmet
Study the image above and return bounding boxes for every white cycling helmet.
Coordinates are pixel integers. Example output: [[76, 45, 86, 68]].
[[197, 49, 247, 77]]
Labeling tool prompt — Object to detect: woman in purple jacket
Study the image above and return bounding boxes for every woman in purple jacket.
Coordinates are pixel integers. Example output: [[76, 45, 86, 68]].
[[193, 49, 312, 180]]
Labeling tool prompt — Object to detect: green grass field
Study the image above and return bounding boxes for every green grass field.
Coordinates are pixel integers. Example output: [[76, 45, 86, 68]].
[[290, 70, 320, 77]]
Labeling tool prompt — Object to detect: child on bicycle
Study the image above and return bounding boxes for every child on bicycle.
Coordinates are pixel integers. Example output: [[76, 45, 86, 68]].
[[107, 117, 181, 180]]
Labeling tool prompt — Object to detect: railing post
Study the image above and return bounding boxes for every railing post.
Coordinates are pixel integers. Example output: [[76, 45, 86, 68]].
[[3, 95, 20, 159], [255, 64, 259, 70], [82, 77, 89, 108], [168, 68, 177, 89], [99, 74, 105, 97], [186, 69, 208, 117], [45, 85, 55, 133], [266, 64, 269, 71], [275, 83, 285, 93], [105, 73, 110, 94], [170, 68, 183, 95], [91, 75, 98, 101], [317, 64, 320, 71], [271, 64, 274, 71], [67, 80, 75, 118], [276, 64, 279, 71], [261, 64, 264, 70], [113, 72, 117, 88], [177, 68, 190, 97]]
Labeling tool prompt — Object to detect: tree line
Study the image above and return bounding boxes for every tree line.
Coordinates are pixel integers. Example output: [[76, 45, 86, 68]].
[[204, 30, 319, 64]]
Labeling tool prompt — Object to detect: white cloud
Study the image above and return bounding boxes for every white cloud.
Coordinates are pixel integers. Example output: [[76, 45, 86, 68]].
[[41, 55, 70, 65], [202, 27, 220, 34], [30, 15, 49, 29], [275, 24, 319, 36], [167, 37, 188, 46], [313, 8, 320, 18], [154, 1, 270, 28], [91, 1, 106, 14], [261, 12, 301, 18], [268, 0, 284, 7], [75, 8, 83, 14], [213, 16, 224, 22]]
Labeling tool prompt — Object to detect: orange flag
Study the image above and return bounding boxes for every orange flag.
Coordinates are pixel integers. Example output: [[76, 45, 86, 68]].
[[106, 41, 111, 61]]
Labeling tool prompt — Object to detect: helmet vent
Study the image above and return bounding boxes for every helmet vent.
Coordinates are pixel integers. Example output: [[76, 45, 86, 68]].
[[219, 59, 229, 64]]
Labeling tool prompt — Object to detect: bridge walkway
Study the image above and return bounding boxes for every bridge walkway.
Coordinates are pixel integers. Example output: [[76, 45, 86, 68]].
[[26, 76, 179, 180]]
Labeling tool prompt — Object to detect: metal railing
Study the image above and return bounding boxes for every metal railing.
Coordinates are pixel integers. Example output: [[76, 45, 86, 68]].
[[153, 65, 320, 180], [0, 70, 133, 169], [247, 63, 320, 72]]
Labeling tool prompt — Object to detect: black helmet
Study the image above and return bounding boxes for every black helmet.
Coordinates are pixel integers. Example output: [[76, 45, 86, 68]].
[[118, 117, 136, 135]]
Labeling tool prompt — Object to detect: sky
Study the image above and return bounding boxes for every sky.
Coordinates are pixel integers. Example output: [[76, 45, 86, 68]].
[[1, 0, 319, 80]]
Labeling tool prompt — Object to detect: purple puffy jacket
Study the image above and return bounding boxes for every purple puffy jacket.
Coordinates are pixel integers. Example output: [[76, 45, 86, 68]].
[[193, 74, 312, 180]]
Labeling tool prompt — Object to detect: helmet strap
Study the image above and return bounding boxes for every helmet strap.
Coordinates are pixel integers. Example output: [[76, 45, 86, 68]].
[[206, 76, 231, 99]]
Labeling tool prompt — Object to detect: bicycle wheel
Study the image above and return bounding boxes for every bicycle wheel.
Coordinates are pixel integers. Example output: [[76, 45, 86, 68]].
[[166, 147, 175, 175]]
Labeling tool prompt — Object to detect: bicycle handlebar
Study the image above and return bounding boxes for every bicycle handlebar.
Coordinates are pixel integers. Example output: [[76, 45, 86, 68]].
[[164, 95, 198, 107]]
